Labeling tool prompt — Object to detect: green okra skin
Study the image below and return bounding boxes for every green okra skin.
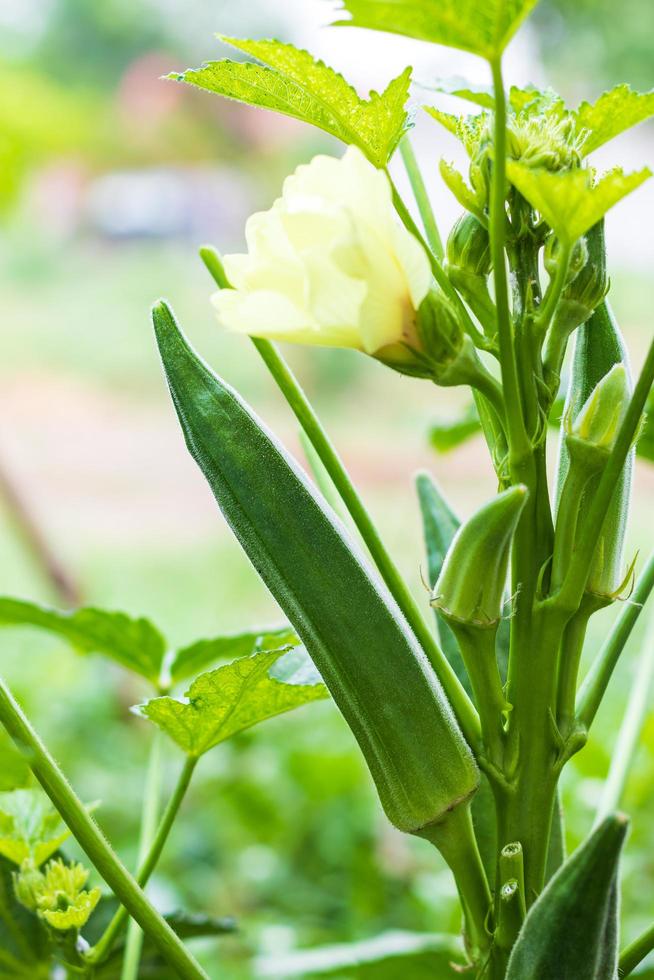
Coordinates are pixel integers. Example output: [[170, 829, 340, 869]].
[[152, 301, 480, 837], [505, 814, 627, 980], [556, 300, 634, 598], [433, 485, 528, 628]]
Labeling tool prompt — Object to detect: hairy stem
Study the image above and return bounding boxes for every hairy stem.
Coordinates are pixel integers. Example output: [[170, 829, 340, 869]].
[[0, 678, 207, 980], [88, 754, 198, 965], [420, 805, 492, 959]]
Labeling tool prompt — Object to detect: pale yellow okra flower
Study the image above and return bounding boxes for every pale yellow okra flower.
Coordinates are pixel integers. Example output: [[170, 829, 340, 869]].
[[213, 146, 432, 360]]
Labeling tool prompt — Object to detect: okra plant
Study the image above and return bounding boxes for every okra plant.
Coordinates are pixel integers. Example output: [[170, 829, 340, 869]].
[[151, 0, 654, 974], [1, 0, 654, 978]]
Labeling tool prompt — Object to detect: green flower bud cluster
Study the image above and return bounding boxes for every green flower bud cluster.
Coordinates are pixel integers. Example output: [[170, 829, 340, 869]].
[[505, 112, 584, 172], [14, 857, 101, 931]]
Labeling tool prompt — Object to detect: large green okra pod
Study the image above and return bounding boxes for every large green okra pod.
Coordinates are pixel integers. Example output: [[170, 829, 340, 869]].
[[152, 301, 480, 837]]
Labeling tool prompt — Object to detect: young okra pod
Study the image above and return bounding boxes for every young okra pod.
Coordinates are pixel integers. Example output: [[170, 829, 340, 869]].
[[432, 485, 528, 630], [152, 301, 480, 838], [556, 301, 634, 598], [431, 486, 528, 761]]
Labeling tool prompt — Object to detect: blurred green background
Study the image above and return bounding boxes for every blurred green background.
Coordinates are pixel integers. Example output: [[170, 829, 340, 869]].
[[1, 0, 653, 976]]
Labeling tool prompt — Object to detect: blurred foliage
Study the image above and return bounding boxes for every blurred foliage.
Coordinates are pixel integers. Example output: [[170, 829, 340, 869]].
[[536, 0, 654, 90]]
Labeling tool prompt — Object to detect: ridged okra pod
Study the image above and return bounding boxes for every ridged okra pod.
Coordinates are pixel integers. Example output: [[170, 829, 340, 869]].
[[152, 301, 480, 838]]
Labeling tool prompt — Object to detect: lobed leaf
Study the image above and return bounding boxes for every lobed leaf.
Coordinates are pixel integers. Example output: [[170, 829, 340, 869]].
[[424, 106, 487, 156], [170, 37, 411, 167], [0, 789, 72, 867], [333, 0, 541, 61], [0, 597, 166, 683], [136, 648, 328, 758], [506, 162, 651, 243], [506, 815, 627, 979], [575, 84, 654, 156], [428, 405, 482, 452], [167, 625, 297, 686]]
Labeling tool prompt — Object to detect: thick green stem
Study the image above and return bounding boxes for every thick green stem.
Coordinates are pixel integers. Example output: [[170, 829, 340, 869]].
[[420, 804, 492, 959], [576, 550, 654, 730], [451, 625, 507, 767], [399, 136, 444, 259], [120, 733, 163, 980], [88, 755, 198, 966], [620, 923, 654, 976], [0, 678, 207, 980], [200, 246, 481, 752], [594, 617, 654, 827], [499, 607, 567, 903]]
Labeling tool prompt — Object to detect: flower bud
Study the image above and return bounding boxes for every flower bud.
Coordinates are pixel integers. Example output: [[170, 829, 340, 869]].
[[432, 485, 528, 628], [566, 364, 630, 472], [549, 220, 609, 339], [447, 213, 491, 279], [13, 860, 44, 911], [16, 858, 102, 932], [445, 214, 497, 337], [544, 235, 588, 285]]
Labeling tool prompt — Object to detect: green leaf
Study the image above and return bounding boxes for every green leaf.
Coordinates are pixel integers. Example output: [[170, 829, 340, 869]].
[[0, 597, 166, 684], [152, 300, 479, 835], [91, 909, 236, 979], [254, 930, 463, 977], [170, 37, 411, 168], [168, 625, 297, 686], [419, 77, 495, 108], [506, 815, 628, 979], [415, 473, 466, 688], [424, 106, 487, 155], [428, 405, 482, 452], [574, 84, 654, 156], [136, 648, 328, 758], [505, 162, 651, 244], [0, 789, 72, 867], [439, 159, 484, 216], [333, 0, 541, 60]]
